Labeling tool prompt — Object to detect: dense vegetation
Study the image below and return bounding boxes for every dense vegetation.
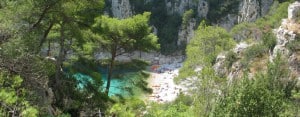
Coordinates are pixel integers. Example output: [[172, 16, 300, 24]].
[[0, 0, 158, 116], [1, 0, 300, 116], [178, 21, 236, 79]]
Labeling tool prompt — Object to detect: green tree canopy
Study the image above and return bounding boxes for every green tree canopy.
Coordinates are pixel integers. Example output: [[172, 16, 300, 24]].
[[213, 55, 297, 116], [0, 72, 38, 117], [92, 12, 159, 95], [179, 21, 235, 79]]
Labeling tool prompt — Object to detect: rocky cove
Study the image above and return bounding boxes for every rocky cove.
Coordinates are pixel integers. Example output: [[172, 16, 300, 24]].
[[1, 0, 300, 116], [93, 51, 190, 102], [50, 0, 300, 103]]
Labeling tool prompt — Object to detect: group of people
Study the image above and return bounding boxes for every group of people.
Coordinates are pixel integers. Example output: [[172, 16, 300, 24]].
[[148, 62, 183, 103]]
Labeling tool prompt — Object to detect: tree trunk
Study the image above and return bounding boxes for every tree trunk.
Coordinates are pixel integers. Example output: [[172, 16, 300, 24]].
[[39, 22, 54, 51], [139, 51, 142, 58], [47, 40, 51, 56], [105, 48, 116, 95], [54, 22, 65, 91]]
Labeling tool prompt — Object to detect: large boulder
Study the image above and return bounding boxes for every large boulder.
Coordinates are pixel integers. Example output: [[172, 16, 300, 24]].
[[288, 1, 300, 22], [213, 53, 227, 77]]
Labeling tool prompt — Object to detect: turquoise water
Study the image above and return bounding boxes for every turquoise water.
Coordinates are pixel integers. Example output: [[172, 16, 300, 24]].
[[73, 72, 141, 97], [73, 73, 93, 89]]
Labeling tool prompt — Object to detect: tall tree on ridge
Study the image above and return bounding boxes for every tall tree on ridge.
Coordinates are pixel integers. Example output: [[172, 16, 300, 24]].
[[92, 12, 159, 95]]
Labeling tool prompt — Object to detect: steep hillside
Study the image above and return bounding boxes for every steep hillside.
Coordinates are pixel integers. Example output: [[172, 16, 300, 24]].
[[211, 1, 300, 82], [105, 0, 274, 54]]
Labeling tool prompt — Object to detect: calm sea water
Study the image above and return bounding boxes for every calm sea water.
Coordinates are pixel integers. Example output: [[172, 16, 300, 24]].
[[73, 72, 142, 97]]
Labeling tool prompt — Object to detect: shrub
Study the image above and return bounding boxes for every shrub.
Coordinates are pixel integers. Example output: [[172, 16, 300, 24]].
[[240, 44, 268, 68], [244, 44, 267, 60], [287, 38, 300, 52], [262, 32, 277, 50], [224, 50, 238, 69]]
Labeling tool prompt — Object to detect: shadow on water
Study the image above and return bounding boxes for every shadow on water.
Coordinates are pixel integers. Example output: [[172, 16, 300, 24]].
[[71, 59, 152, 98]]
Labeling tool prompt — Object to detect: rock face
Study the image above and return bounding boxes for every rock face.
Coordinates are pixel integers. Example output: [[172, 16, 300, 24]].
[[216, 1, 300, 84], [177, 18, 196, 46], [213, 42, 249, 79], [261, 0, 274, 15], [272, 25, 295, 57], [111, 0, 132, 19], [238, 0, 260, 23], [172, 0, 208, 46], [272, 1, 300, 80], [197, 0, 209, 18], [213, 53, 227, 77], [216, 0, 273, 30], [218, 14, 238, 31], [234, 42, 250, 56], [107, 0, 274, 49], [288, 1, 300, 22], [232, 23, 262, 42], [272, 1, 300, 58], [165, 0, 189, 15], [238, 0, 273, 23], [165, 0, 208, 18]]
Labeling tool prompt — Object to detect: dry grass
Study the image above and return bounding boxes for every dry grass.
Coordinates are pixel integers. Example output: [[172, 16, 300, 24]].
[[283, 19, 300, 34], [249, 54, 269, 74], [296, 51, 300, 60]]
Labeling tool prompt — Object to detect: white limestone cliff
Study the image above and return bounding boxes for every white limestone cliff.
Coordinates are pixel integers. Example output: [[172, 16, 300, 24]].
[[177, 18, 196, 47], [238, 0, 273, 23], [111, 0, 132, 19], [165, 0, 208, 18]]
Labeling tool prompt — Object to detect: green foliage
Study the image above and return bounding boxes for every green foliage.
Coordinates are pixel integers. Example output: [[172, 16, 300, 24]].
[[144, 102, 192, 117], [141, 0, 182, 54], [230, 0, 293, 44], [66, 56, 103, 88], [224, 51, 238, 70], [2, 0, 300, 116], [182, 9, 195, 27], [0, 0, 104, 53], [286, 37, 300, 52], [230, 22, 260, 42], [93, 12, 159, 95], [214, 55, 298, 116], [207, 0, 240, 23], [93, 12, 159, 53], [214, 75, 285, 116], [129, 0, 151, 14], [266, 54, 297, 98], [108, 98, 146, 117], [191, 67, 226, 116], [262, 32, 277, 50], [114, 59, 150, 71], [0, 73, 38, 117], [174, 93, 194, 106], [157, 13, 182, 54], [256, 1, 292, 29], [179, 21, 235, 79], [1, 1, 109, 115], [57, 113, 71, 117], [240, 43, 268, 68], [244, 44, 267, 60]]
